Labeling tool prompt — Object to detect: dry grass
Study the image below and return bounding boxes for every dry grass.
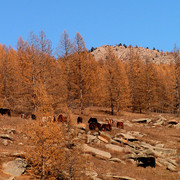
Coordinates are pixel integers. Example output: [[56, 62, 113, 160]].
[[0, 109, 180, 179]]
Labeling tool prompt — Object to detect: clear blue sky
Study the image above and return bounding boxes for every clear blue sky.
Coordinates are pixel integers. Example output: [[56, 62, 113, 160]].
[[0, 0, 179, 52]]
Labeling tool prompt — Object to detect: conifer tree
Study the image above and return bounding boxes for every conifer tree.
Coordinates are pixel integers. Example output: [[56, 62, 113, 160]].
[[128, 48, 146, 113]]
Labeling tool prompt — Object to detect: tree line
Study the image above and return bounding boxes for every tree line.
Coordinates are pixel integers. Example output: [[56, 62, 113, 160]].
[[0, 30, 180, 116]]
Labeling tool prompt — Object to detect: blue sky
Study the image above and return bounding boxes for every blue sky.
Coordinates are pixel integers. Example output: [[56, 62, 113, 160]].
[[0, 0, 179, 52]]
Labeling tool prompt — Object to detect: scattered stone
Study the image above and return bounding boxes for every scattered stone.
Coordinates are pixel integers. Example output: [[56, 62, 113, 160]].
[[154, 147, 177, 156], [106, 174, 136, 180], [124, 121, 133, 127], [2, 139, 8, 146], [87, 135, 97, 144], [132, 118, 151, 123], [167, 120, 178, 125], [130, 131, 144, 138], [0, 134, 14, 141], [110, 158, 126, 164], [6, 129, 16, 134], [83, 144, 111, 159], [98, 136, 109, 143], [113, 137, 128, 144], [98, 132, 111, 143], [175, 123, 180, 129], [3, 158, 27, 176], [168, 159, 178, 167], [153, 116, 166, 126], [105, 144, 124, 152], [85, 170, 98, 178], [92, 177, 102, 180], [77, 123, 86, 130], [117, 133, 138, 142], [155, 144, 164, 148], [8, 177, 17, 180], [167, 163, 177, 172], [113, 176, 136, 180]]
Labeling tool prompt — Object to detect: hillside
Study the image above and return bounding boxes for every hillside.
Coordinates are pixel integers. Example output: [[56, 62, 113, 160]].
[[91, 45, 175, 64], [0, 108, 180, 179]]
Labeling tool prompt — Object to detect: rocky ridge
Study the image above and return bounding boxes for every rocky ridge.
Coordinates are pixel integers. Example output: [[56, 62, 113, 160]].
[[91, 45, 175, 64]]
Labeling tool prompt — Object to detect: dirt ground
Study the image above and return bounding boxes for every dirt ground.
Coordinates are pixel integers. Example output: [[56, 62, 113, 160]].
[[0, 107, 180, 180]]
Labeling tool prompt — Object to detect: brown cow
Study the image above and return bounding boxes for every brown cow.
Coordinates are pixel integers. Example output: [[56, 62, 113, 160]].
[[117, 122, 124, 129], [108, 119, 113, 125], [57, 114, 67, 123], [100, 124, 112, 131]]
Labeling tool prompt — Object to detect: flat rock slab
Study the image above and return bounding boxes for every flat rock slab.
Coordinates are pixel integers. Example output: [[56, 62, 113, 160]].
[[3, 158, 27, 177], [167, 120, 178, 125], [110, 158, 126, 164], [77, 123, 86, 130], [87, 134, 97, 144], [132, 118, 151, 123], [83, 144, 111, 159], [0, 134, 14, 141], [98, 136, 109, 143], [105, 144, 124, 152], [113, 176, 136, 180], [106, 174, 136, 180], [175, 123, 180, 129], [118, 133, 138, 141]]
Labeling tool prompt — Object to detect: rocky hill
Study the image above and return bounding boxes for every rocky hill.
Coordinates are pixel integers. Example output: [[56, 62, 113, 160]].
[[91, 45, 175, 64]]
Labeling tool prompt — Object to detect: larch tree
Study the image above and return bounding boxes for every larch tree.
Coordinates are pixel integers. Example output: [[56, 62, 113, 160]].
[[16, 37, 34, 113], [38, 30, 53, 87], [102, 46, 131, 115], [0, 45, 20, 109], [115, 59, 131, 113], [103, 46, 118, 115], [67, 32, 97, 114], [25, 120, 66, 179], [128, 47, 147, 113], [57, 30, 73, 109], [173, 45, 180, 116]]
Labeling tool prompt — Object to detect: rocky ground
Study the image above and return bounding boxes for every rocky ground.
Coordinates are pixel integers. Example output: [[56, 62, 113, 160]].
[[0, 108, 180, 180]]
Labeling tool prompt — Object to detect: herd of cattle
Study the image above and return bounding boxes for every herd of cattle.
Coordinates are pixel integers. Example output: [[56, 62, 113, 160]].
[[87, 117, 124, 131], [0, 108, 124, 131]]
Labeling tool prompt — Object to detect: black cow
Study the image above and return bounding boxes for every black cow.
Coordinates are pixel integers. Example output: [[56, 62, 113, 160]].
[[137, 157, 156, 168], [31, 114, 36, 120], [88, 118, 97, 124], [89, 122, 101, 131], [0, 108, 11, 116], [77, 116, 83, 124]]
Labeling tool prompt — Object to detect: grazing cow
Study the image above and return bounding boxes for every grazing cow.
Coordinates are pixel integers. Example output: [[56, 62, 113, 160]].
[[0, 108, 11, 116], [89, 122, 101, 131], [88, 117, 97, 124], [31, 114, 36, 120], [117, 122, 124, 129], [77, 116, 83, 124], [100, 124, 112, 131], [137, 157, 156, 168], [21, 114, 27, 119], [53, 116, 56, 122], [57, 114, 67, 123], [108, 119, 113, 125]]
